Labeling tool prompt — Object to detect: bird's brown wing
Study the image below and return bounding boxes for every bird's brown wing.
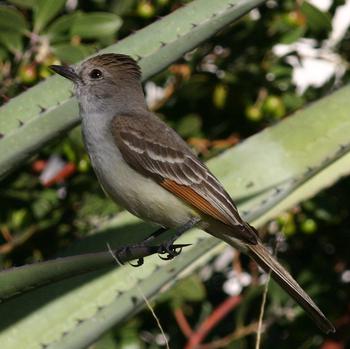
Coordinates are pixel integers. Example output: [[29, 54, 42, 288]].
[[111, 113, 257, 244]]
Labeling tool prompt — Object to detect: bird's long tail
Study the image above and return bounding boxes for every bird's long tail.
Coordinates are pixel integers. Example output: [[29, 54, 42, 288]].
[[247, 241, 335, 333], [216, 227, 335, 334]]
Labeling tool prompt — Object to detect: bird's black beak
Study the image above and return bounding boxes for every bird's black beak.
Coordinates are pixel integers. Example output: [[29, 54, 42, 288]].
[[50, 65, 80, 82]]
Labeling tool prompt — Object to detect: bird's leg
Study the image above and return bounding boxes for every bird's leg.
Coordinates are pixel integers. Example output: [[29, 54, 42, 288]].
[[141, 226, 168, 244], [158, 216, 201, 260], [114, 222, 196, 267]]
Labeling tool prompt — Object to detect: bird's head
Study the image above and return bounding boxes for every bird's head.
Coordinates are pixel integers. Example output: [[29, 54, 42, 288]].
[[50, 53, 144, 115]]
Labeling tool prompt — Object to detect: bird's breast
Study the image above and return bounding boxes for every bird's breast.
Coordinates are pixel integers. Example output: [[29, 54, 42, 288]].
[[81, 114, 195, 228]]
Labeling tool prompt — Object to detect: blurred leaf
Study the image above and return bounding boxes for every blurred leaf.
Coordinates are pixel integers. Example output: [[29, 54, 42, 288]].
[[161, 275, 206, 307], [301, 1, 332, 33], [96, 33, 116, 47], [46, 12, 81, 43], [76, 192, 117, 220], [10, 208, 30, 229], [0, 31, 22, 53], [0, 6, 28, 33], [282, 93, 304, 110], [52, 43, 95, 64], [177, 114, 202, 138], [7, 0, 37, 8], [269, 64, 293, 78], [33, 0, 66, 33], [175, 275, 206, 301], [70, 12, 122, 39], [110, 0, 136, 15], [92, 331, 119, 349], [268, 278, 290, 306], [0, 46, 8, 61], [118, 321, 142, 349], [31, 189, 59, 219], [280, 26, 305, 44], [235, 286, 263, 327]]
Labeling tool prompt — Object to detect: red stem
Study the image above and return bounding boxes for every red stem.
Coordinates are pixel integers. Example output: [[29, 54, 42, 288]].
[[174, 307, 193, 338], [185, 295, 241, 349]]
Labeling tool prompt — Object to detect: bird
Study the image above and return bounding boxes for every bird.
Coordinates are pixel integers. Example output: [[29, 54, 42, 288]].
[[50, 53, 335, 334]]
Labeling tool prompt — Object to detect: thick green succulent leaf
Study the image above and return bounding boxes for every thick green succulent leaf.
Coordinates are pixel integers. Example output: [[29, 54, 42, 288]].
[[1, 83, 350, 349], [0, 252, 114, 302], [0, 0, 266, 180], [70, 12, 122, 39], [0, 5, 28, 33], [33, 0, 66, 33], [214, 84, 350, 226]]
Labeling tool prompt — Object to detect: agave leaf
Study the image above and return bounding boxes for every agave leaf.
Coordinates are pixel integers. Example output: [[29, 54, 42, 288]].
[[0, 252, 114, 302]]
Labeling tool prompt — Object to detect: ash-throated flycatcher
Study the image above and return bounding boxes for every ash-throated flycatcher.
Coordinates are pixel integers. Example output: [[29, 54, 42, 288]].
[[50, 54, 334, 333]]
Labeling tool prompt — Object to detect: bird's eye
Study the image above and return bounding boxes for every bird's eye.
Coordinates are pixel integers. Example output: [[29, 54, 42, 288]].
[[89, 69, 103, 79]]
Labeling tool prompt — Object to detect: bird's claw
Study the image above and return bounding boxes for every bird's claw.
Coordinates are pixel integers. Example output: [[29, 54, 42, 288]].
[[158, 243, 191, 260], [129, 257, 144, 267], [112, 243, 191, 266]]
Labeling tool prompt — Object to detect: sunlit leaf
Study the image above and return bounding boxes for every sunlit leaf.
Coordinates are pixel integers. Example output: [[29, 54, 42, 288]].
[[33, 0, 66, 33], [301, 2, 332, 33], [52, 43, 95, 64], [46, 12, 81, 43], [0, 31, 22, 53], [0, 5, 28, 33], [7, 0, 37, 8], [280, 26, 305, 44], [70, 12, 122, 39]]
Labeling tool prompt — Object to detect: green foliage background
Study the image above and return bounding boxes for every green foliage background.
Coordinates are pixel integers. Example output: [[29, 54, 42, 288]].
[[0, 0, 349, 348]]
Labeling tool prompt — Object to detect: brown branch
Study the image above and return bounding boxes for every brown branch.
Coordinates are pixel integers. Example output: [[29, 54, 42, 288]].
[[198, 321, 261, 349]]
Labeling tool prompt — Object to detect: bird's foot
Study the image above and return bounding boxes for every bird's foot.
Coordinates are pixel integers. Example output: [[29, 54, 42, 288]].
[[157, 241, 191, 260], [113, 217, 199, 265], [156, 217, 199, 260], [113, 243, 191, 266]]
